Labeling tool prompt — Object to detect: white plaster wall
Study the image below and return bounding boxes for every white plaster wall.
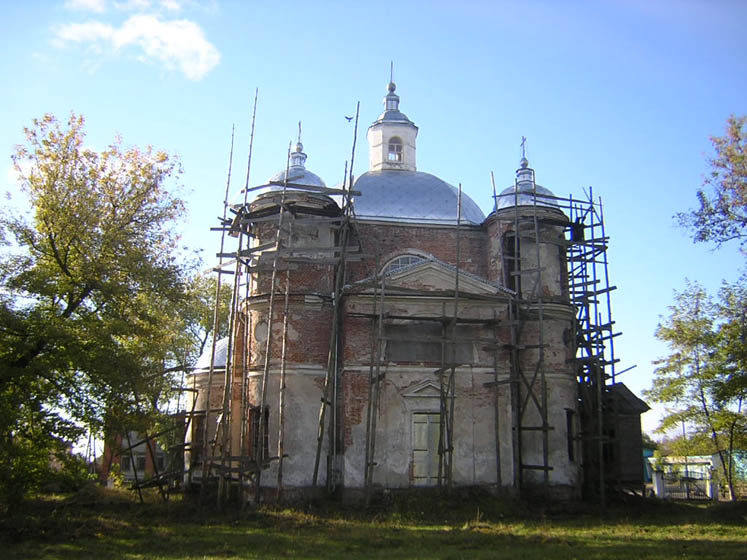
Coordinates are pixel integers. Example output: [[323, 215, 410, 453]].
[[354, 366, 505, 489], [367, 124, 418, 172], [246, 367, 328, 488]]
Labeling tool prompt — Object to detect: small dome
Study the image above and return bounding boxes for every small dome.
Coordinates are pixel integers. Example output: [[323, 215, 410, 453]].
[[232, 143, 327, 206], [495, 183, 559, 210], [192, 337, 229, 372], [373, 80, 414, 125], [354, 170, 485, 225], [266, 167, 326, 189], [495, 158, 560, 211]]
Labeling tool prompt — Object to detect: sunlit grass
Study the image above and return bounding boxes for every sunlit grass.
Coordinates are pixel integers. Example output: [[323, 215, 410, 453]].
[[2, 487, 746, 559]]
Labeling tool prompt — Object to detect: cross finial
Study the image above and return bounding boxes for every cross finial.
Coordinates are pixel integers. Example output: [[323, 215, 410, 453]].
[[297, 121, 302, 145], [390, 61, 394, 84], [520, 136, 527, 159]]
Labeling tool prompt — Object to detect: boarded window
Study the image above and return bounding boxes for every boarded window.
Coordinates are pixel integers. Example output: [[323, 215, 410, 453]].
[[412, 412, 441, 486], [385, 323, 474, 365]]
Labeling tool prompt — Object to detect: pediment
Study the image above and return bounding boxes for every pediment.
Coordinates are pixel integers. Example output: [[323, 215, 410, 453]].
[[385, 260, 500, 295], [402, 380, 442, 399]]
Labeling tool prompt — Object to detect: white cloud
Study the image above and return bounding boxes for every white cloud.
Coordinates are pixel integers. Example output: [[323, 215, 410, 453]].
[[54, 14, 220, 81], [114, 0, 152, 11], [160, 0, 182, 12], [65, 0, 108, 13], [56, 21, 116, 42]]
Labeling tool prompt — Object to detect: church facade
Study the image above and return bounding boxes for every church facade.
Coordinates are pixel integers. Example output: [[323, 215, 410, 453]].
[[186, 82, 637, 501]]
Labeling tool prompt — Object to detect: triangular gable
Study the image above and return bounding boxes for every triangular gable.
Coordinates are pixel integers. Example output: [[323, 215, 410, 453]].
[[402, 380, 442, 399], [384, 259, 503, 295]]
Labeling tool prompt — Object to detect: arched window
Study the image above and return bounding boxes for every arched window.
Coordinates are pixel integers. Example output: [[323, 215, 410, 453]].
[[383, 254, 426, 275], [388, 136, 403, 162]]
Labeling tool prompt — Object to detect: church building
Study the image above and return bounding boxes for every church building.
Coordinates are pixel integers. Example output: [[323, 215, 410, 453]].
[[185, 80, 644, 502]]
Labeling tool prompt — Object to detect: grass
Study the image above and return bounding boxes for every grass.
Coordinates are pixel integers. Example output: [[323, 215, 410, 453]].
[[2, 486, 746, 559]]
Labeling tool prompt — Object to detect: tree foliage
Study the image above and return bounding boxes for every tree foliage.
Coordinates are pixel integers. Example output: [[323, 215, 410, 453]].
[[181, 272, 233, 366], [677, 115, 747, 252], [0, 113, 194, 506], [645, 280, 746, 499]]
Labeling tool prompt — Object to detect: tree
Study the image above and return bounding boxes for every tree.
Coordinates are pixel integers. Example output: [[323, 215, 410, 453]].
[[0, 113, 191, 506], [677, 115, 747, 252], [645, 281, 746, 500], [641, 432, 659, 450], [181, 272, 233, 366]]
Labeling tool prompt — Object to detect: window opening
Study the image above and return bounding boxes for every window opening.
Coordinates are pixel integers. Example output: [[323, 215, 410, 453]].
[[385, 322, 474, 364], [382, 254, 426, 276], [388, 137, 403, 162], [191, 415, 205, 466], [502, 232, 520, 293], [247, 406, 270, 462], [566, 409, 575, 462]]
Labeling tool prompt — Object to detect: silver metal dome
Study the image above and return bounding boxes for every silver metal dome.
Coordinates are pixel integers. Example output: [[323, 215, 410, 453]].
[[192, 337, 228, 372], [353, 170, 485, 225], [495, 183, 559, 210], [372, 81, 415, 125], [233, 142, 327, 206], [495, 158, 560, 210]]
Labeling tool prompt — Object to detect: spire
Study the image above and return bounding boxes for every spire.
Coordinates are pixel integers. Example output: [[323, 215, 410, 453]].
[[290, 120, 307, 168], [517, 136, 533, 186], [384, 79, 400, 112]]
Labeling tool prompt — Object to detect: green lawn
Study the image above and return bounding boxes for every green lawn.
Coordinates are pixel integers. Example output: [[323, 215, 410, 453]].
[[2, 488, 746, 559]]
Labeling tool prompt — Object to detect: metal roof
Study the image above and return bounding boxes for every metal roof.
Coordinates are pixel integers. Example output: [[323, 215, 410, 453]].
[[353, 170, 485, 225], [495, 182, 559, 210], [373, 109, 414, 125], [232, 142, 327, 206], [192, 337, 229, 372]]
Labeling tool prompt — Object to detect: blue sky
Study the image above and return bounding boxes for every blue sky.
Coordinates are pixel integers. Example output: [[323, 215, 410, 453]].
[[2, 0, 745, 435]]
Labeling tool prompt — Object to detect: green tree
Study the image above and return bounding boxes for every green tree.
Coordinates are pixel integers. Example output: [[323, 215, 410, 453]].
[[645, 281, 746, 500], [182, 272, 233, 365], [0, 113, 191, 506], [677, 115, 746, 252], [641, 432, 659, 450]]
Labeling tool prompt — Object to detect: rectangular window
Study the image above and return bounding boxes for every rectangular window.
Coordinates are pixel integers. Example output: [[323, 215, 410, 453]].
[[503, 233, 520, 293], [188, 415, 205, 467], [121, 456, 131, 472], [566, 409, 575, 462], [136, 455, 147, 472], [247, 406, 270, 462], [385, 323, 474, 365]]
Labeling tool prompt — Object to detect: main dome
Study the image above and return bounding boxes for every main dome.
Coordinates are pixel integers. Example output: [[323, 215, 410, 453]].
[[353, 170, 485, 225]]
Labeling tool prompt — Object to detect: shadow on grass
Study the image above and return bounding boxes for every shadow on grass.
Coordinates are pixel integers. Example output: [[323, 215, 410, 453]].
[[2, 486, 746, 559]]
